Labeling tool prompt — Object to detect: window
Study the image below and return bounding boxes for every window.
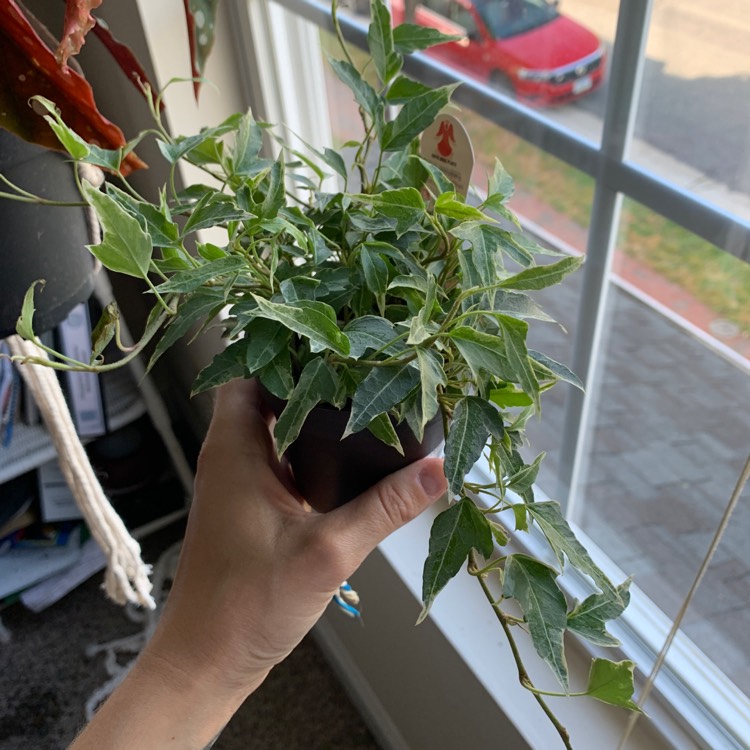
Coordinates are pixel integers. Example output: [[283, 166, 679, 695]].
[[216, 0, 750, 745]]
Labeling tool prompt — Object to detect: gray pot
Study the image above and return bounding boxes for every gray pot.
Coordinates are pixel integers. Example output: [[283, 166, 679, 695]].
[[0, 130, 95, 338]]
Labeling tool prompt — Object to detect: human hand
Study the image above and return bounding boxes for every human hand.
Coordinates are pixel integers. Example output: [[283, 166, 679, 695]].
[[71, 378, 446, 749]]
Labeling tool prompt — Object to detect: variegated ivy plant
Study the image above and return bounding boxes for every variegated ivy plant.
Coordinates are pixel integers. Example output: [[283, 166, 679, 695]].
[[6, 0, 639, 745]]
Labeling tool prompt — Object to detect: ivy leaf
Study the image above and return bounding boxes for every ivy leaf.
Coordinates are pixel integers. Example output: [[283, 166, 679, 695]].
[[232, 110, 264, 177], [106, 185, 181, 249], [504, 554, 569, 689], [274, 359, 338, 456], [449, 326, 515, 382], [434, 193, 488, 222], [182, 193, 247, 235], [148, 288, 224, 370], [323, 147, 348, 181], [585, 659, 643, 712], [343, 316, 402, 359], [488, 158, 515, 202], [90, 302, 118, 363], [380, 84, 458, 153], [367, 412, 404, 454], [82, 182, 152, 278], [251, 296, 350, 356], [360, 247, 389, 298], [260, 154, 285, 219], [414, 348, 446, 442], [191, 339, 249, 395], [356, 188, 425, 236], [31, 95, 90, 159], [393, 23, 462, 53], [407, 275, 438, 345], [526, 502, 619, 602], [506, 452, 544, 494], [529, 350, 583, 390], [368, 0, 402, 84], [387, 75, 432, 104], [327, 58, 381, 123], [490, 385, 533, 409], [15, 280, 44, 340], [495, 315, 539, 409], [444, 396, 504, 495], [493, 290, 554, 322], [568, 579, 632, 647], [257, 347, 293, 400], [451, 222, 504, 288], [155, 256, 247, 293], [344, 364, 420, 437], [419, 498, 493, 623], [499, 256, 584, 291], [245, 318, 290, 372]]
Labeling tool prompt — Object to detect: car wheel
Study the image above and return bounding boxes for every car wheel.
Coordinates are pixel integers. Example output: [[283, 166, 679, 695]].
[[489, 70, 514, 97]]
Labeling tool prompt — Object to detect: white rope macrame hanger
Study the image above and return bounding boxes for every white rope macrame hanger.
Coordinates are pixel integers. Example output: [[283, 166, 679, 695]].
[[5, 162, 154, 609]]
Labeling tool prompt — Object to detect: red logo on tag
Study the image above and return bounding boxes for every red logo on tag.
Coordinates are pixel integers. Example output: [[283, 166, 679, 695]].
[[437, 120, 454, 157]]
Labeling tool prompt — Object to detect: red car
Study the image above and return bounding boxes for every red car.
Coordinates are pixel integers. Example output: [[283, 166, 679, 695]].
[[390, 0, 605, 105]]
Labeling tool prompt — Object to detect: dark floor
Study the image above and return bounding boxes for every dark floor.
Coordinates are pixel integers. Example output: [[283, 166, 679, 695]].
[[0, 522, 381, 750]]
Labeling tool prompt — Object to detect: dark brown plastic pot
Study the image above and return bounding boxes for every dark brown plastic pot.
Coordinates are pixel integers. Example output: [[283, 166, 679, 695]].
[[0, 131, 95, 338], [261, 386, 445, 513]]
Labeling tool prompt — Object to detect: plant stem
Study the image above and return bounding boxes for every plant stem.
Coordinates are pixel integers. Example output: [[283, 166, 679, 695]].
[[470, 551, 573, 750]]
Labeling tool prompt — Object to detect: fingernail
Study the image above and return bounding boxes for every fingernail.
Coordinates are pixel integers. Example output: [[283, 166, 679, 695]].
[[419, 462, 447, 498]]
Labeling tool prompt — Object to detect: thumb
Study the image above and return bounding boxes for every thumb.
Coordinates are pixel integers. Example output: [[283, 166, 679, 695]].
[[325, 457, 447, 567]]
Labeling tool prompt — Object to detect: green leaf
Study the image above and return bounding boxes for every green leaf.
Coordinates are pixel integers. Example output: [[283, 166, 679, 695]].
[[368, 0, 402, 84], [323, 147, 348, 180], [529, 350, 583, 390], [182, 193, 247, 236], [488, 158, 515, 202], [148, 289, 224, 369], [274, 359, 338, 456], [504, 554, 569, 689], [344, 364, 420, 437], [490, 385, 533, 408], [419, 498, 493, 623], [155, 256, 247, 293], [356, 188, 425, 236], [251, 296, 350, 356], [435, 193, 489, 222], [360, 247, 389, 298], [526, 502, 619, 602], [261, 155, 285, 219], [16, 280, 43, 340], [90, 303, 119, 363], [415, 156, 456, 194], [105, 185, 181, 249], [449, 326, 515, 382], [327, 58, 381, 123], [568, 580, 631, 647], [343, 316, 402, 359], [512, 503, 528, 532], [407, 275, 438, 345], [232, 110, 264, 177], [506, 452, 544, 494], [245, 318, 290, 372], [585, 659, 643, 712], [451, 222, 505, 288], [495, 315, 539, 408], [500, 256, 584, 291], [31, 96, 90, 160], [367, 412, 404, 454], [489, 520, 509, 547], [414, 348, 446, 442], [393, 23, 462, 53], [444, 396, 504, 495], [191, 340, 249, 395], [493, 290, 554, 322], [257, 347, 294, 400], [386, 76, 432, 104], [82, 182, 153, 279], [381, 84, 458, 152]]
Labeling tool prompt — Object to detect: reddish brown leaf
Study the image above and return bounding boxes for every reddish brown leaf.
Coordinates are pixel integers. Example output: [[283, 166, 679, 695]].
[[183, 0, 220, 101], [91, 17, 163, 110], [55, 0, 104, 67], [0, 0, 146, 175]]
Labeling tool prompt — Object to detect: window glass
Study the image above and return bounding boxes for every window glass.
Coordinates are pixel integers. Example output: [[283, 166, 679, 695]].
[[571, 200, 750, 697], [632, 0, 750, 220]]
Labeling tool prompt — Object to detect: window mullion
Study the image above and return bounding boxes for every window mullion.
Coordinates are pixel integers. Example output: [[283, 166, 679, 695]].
[[557, 0, 655, 520]]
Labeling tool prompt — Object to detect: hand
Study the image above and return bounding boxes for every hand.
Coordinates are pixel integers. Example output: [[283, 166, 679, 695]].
[[71, 378, 447, 749]]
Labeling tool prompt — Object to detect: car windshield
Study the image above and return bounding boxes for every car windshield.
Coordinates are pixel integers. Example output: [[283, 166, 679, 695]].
[[473, 0, 559, 39]]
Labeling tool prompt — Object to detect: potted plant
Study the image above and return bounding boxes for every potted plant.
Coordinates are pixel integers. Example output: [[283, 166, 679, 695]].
[[3, 0, 640, 745]]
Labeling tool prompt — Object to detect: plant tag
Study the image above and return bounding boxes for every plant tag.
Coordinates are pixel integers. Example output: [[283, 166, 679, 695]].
[[419, 113, 475, 198]]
